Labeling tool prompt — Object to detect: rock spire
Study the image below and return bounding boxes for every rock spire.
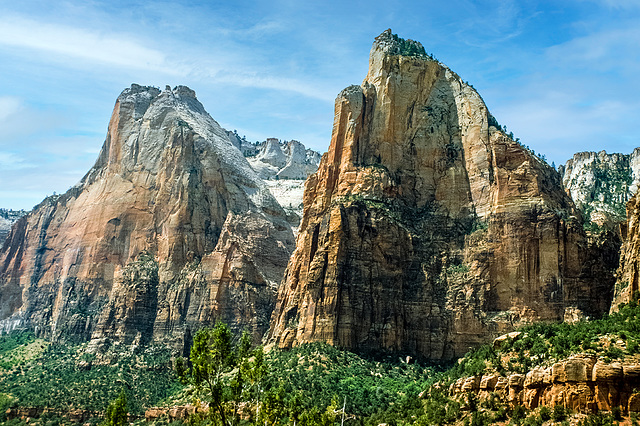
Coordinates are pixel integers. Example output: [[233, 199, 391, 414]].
[[267, 31, 614, 360]]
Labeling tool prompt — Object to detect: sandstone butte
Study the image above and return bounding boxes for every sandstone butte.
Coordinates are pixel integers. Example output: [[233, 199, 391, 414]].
[[0, 84, 295, 350], [267, 29, 616, 362]]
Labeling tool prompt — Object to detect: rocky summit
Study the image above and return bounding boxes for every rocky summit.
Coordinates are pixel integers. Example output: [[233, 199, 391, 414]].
[[560, 149, 640, 226], [0, 84, 295, 349], [246, 138, 322, 229], [267, 29, 615, 361], [248, 138, 322, 181]]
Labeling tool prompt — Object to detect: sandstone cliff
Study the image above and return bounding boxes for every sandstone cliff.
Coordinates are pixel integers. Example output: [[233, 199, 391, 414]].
[[267, 30, 614, 361], [449, 355, 640, 413], [0, 84, 295, 348], [560, 149, 640, 226], [612, 191, 640, 309]]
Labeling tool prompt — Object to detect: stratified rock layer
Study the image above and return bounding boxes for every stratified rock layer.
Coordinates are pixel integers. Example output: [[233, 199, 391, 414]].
[[0, 84, 295, 347], [268, 30, 613, 361]]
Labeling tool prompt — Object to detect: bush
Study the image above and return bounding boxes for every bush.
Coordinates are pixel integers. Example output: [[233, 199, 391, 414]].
[[539, 406, 551, 422], [511, 405, 526, 423], [0, 393, 16, 421], [578, 412, 616, 426], [552, 404, 567, 422]]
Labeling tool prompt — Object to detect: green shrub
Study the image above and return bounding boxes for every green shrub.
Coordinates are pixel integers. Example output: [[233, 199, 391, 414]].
[[0, 393, 16, 421], [538, 406, 551, 422], [523, 413, 543, 426], [511, 405, 526, 423], [552, 405, 567, 422], [578, 412, 616, 426]]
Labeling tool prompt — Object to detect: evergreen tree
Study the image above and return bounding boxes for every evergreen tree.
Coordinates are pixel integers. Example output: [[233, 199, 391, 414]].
[[176, 322, 265, 425], [102, 390, 128, 426]]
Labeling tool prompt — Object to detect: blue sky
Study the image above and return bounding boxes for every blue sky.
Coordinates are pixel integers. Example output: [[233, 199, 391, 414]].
[[1, 0, 639, 210]]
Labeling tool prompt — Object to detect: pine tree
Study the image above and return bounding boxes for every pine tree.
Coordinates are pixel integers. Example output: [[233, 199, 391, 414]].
[[176, 322, 265, 425], [102, 390, 128, 426]]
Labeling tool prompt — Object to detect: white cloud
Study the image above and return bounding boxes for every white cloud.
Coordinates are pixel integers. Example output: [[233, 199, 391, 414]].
[[0, 16, 184, 75], [546, 27, 640, 71], [0, 96, 23, 122], [213, 72, 336, 102], [0, 15, 335, 102], [0, 152, 35, 170]]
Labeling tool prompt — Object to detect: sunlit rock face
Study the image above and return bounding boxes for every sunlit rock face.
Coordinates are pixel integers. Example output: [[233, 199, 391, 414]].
[[267, 30, 614, 361], [0, 84, 295, 348], [612, 190, 640, 311]]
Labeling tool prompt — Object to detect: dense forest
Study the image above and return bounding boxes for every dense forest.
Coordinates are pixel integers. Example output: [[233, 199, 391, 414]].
[[2, 298, 640, 425]]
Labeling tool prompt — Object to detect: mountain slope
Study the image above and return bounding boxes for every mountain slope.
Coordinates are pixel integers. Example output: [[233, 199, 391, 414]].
[[0, 84, 295, 348]]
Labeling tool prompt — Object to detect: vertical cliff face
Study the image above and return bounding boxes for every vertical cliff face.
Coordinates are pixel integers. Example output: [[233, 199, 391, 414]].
[[612, 192, 640, 309], [0, 84, 295, 347], [267, 30, 613, 361]]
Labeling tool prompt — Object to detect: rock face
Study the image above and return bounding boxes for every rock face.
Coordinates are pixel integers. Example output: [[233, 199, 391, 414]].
[[267, 30, 613, 361], [560, 149, 640, 226], [246, 139, 322, 229], [0, 84, 295, 346], [0, 209, 28, 246], [450, 356, 640, 413], [612, 191, 640, 308], [248, 138, 321, 181]]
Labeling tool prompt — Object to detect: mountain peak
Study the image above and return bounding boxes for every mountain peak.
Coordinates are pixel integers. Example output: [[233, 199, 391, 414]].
[[372, 28, 429, 58]]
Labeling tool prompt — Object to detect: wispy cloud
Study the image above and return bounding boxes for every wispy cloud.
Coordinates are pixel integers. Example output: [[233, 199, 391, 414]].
[[0, 152, 35, 170], [0, 16, 182, 74], [0, 15, 330, 101], [214, 72, 336, 102], [0, 96, 23, 122], [546, 26, 640, 73]]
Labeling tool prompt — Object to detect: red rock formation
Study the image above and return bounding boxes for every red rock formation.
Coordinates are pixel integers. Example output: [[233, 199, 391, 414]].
[[0, 84, 295, 347], [451, 356, 640, 413], [267, 30, 612, 361]]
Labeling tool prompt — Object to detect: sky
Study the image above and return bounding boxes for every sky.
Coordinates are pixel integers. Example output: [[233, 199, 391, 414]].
[[0, 0, 639, 210]]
